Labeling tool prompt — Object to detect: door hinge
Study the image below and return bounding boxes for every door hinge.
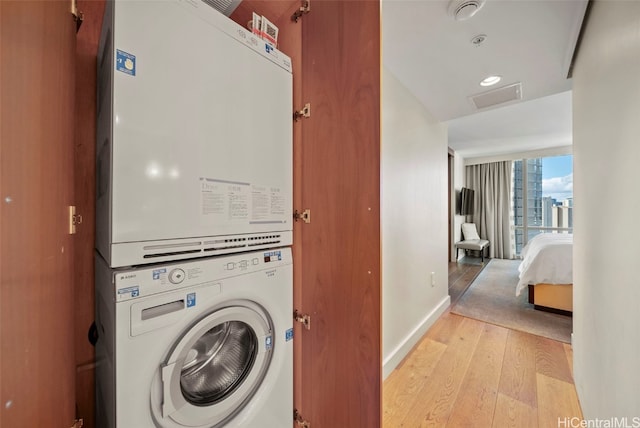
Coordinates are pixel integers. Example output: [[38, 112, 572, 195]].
[[70, 419, 84, 428], [291, 0, 311, 22], [293, 103, 311, 121], [294, 310, 311, 330], [69, 205, 83, 235], [294, 408, 310, 427], [70, 0, 84, 32], [293, 209, 311, 224]]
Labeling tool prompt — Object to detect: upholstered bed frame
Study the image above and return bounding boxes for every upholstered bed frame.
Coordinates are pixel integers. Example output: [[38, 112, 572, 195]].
[[527, 283, 573, 316]]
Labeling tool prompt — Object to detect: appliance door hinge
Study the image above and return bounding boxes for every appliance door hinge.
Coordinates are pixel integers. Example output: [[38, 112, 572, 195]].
[[293, 103, 311, 121], [291, 0, 311, 22], [294, 408, 310, 427], [69, 205, 83, 235], [70, 419, 84, 428], [293, 209, 310, 224], [294, 310, 311, 330], [70, 0, 84, 32]]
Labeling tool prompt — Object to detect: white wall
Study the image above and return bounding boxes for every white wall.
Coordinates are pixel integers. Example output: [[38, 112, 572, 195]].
[[464, 145, 572, 166], [572, 0, 640, 417], [382, 68, 449, 378], [452, 151, 466, 260]]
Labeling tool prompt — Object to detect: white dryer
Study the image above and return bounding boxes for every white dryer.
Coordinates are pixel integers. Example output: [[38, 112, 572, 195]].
[[95, 248, 293, 428], [96, 0, 293, 268]]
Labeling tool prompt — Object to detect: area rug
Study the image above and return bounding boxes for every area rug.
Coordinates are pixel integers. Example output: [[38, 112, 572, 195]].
[[451, 259, 572, 343]]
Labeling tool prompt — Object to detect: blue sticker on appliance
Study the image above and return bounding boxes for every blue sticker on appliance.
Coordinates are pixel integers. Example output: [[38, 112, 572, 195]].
[[285, 328, 294, 342], [265, 335, 273, 350], [116, 49, 136, 76], [152, 268, 166, 280], [186, 292, 196, 308], [117, 286, 139, 298], [263, 250, 282, 263]]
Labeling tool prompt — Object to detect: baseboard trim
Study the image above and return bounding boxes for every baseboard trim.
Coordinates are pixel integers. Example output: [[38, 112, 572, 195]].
[[383, 295, 451, 380]]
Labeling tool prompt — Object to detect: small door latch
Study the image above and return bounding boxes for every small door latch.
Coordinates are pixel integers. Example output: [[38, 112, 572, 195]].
[[291, 0, 311, 22], [294, 310, 311, 330], [294, 209, 311, 224], [69, 206, 83, 235], [70, 0, 84, 32], [293, 103, 311, 121], [294, 409, 310, 427]]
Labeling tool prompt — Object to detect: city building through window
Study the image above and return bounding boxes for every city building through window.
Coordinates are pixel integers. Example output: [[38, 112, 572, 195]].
[[512, 154, 573, 254]]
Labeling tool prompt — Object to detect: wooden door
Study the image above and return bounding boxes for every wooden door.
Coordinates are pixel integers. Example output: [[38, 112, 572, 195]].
[[298, 1, 382, 426], [0, 1, 77, 426]]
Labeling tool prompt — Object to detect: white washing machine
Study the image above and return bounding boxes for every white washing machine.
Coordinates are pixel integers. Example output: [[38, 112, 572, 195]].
[[95, 248, 293, 428]]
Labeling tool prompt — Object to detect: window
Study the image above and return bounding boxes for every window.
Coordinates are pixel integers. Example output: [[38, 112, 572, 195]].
[[512, 154, 573, 254]]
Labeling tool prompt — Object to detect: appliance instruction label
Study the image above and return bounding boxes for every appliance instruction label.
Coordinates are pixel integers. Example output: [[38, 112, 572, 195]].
[[200, 177, 286, 224], [200, 178, 249, 221], [250, 185, 286, 222]]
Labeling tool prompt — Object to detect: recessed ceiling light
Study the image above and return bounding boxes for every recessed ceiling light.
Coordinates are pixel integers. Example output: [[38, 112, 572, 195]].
[[480, 75, 502, 87]]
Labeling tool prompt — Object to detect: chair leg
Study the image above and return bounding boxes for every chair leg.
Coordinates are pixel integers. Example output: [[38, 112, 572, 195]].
[[481, 247, 485, 263]]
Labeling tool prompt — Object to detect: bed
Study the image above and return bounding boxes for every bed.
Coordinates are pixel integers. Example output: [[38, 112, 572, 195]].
[[516, 233, 573, 315]]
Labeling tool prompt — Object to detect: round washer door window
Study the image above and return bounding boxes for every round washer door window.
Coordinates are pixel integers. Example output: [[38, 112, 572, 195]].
[[157, 304, 273, 427], [180, 320, 257, 405]]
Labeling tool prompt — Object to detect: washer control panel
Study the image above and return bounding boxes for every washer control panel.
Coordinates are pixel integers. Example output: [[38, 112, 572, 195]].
[[168, 268, 185, 284], [113, 247, 292, 301]]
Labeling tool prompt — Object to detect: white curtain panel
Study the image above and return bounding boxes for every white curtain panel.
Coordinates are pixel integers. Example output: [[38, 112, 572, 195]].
[[465, 161, 514, 259]]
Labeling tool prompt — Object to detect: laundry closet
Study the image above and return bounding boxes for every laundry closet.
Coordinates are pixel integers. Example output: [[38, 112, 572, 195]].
[[0, 1, 381, 427]]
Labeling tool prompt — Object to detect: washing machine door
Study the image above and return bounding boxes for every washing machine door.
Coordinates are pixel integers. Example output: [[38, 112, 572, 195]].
[[159, 304, 273, 427]]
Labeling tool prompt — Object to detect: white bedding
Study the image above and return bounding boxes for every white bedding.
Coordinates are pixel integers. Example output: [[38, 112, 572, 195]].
[[516, 233, 573, 296]]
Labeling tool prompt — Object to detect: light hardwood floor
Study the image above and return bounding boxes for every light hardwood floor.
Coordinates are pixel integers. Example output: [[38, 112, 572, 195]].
[[383, 260, 583, 427]]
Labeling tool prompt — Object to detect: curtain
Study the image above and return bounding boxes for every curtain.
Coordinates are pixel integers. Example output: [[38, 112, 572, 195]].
[[465, 161, 514, 259]]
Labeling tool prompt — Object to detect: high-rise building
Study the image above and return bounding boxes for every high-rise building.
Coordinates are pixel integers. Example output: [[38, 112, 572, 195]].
[[552, 205, 573, 228], [542, 196, 555, 227], [513, 158, 543, 253]]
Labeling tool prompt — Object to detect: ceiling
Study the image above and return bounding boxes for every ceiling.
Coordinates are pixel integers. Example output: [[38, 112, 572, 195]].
[[382, 0, 588, 158]]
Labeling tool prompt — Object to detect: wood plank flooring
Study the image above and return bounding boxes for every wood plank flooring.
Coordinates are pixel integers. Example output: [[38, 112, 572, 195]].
[[448, 258, 485, 305], [383, 260, 583, 427]]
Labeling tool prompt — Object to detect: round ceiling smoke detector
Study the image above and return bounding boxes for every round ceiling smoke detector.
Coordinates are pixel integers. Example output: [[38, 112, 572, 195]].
[[448, 0, 486, 21], [471, 34, 487, 46]]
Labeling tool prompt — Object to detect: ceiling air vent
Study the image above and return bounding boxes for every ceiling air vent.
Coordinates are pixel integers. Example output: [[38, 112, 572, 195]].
[[448, 0, 486, 21], [469, 82, 523, 110], [201, 0, 242, 17]]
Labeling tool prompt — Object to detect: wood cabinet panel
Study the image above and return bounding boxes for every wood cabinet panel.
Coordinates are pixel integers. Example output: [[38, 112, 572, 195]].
[[74, 1, 107, 426], [0, 1, 76, 425], [300, 1, 381, 426]]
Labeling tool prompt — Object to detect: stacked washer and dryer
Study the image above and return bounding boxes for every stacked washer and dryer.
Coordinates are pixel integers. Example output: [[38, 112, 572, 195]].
[[94, 1, 293, 427]]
